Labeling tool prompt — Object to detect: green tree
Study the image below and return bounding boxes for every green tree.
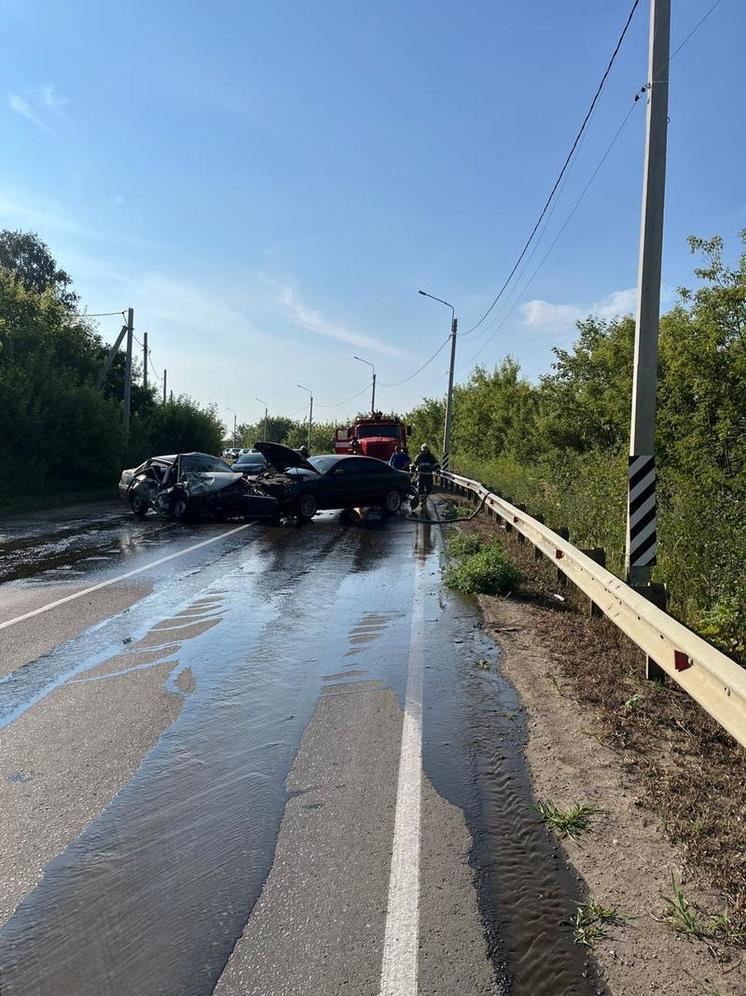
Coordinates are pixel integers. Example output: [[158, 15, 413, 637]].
[[0, 229, 78, 308]]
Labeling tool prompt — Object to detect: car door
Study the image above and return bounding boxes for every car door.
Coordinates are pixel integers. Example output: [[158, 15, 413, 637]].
[[321, 459, 370, 507]]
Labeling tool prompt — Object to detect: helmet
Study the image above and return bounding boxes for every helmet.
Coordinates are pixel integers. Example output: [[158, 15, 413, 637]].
[[420, 444, 429, 452], [299, 445, 309, 457]]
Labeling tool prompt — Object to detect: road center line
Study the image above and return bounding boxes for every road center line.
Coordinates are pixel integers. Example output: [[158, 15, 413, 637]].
[[0, 522, 256, 632], [380, 583, 425, 996]]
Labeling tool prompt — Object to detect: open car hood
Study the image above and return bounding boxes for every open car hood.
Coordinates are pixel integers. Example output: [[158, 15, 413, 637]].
[[254, 442, 319, 474]]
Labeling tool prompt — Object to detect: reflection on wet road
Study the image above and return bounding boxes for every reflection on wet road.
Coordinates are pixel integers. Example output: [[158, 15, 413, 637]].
[[0, 505, 590, 994]]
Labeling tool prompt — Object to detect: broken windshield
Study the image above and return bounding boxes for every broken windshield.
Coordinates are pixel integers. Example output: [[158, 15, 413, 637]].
[[180, 455, 234, 474]]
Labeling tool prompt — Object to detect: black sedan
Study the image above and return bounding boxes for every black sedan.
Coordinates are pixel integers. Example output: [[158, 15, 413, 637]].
[[254, 442, 414, 521]]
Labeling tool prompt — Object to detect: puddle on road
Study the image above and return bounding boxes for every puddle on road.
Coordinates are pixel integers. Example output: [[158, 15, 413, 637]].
[[0, 516, 417, 995], [423, 580, 593, 995]]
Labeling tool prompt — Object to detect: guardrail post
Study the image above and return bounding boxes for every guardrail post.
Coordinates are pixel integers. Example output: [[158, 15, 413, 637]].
[[553, 527, 570, 585], [533, 514, 545, 559], [632, 582, 669, 681], [515, 504, 527, 542], [581, 548, 607, 618]]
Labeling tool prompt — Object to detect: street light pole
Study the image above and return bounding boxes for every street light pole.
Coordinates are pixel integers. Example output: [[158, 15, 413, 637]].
[[297, 384, 313, 451], [353, 356, 376, 414], [255, 397, 269, 442], [418, 290, 457, 472], [227, 407, 238, 448], [626, 0, 671, 586]]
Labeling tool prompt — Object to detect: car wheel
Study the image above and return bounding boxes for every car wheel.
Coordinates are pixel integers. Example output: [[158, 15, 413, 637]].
[[296, 492, 318, 522], [170, 496, 189, 522], [129, 492, 149, 519], [382, 489, 403, 515]]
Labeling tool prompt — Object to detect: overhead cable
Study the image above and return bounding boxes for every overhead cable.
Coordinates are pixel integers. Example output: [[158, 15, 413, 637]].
[[462, 0, 641, 336], [378, 334, 452, 388], [458, 100, 640, 372]]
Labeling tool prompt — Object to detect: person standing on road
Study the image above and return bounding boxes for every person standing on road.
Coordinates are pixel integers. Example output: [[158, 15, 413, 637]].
[[413, 443, 440, 497], [389, 444, 409, 471], [349, 437, 360, 455]]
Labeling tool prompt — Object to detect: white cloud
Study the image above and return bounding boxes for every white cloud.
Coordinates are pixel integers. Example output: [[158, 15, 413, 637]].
[[520, 300, 584, 329], [39, 85, 67, 111], [8, 85, 67, 135], [520, 287, 637, 332], [266, 277, 410, 359], [9, 93, 54, 135]]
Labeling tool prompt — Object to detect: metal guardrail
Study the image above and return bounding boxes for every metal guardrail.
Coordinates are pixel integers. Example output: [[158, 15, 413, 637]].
[[437, 470, 746, 750]]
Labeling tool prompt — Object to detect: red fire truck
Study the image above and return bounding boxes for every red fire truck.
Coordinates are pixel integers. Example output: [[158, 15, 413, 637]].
[[334, 412, 411, 461]]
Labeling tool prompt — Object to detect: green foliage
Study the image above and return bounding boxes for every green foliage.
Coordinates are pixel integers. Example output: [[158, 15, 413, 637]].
[[0, 229, 77, 308], [444, 544, 521, 596], [283, 420, 336, 455], [536, 800, 601, 841], [446, 532, 484, 558], [411, 232, 746, 659], [572, 901, 625, 948], [0, 231, 227, 507]]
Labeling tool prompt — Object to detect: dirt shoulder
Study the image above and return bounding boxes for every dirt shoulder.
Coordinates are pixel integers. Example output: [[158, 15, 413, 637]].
[[438, 496, 746, 996]]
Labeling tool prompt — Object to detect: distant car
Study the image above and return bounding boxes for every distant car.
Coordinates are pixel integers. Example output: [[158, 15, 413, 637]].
[[233, 451, 268, 479], [253, 442, 415, 521], [118, 452, 276, 521]]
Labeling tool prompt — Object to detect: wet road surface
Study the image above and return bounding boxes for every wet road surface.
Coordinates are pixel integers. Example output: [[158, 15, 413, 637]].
[[0, 503, 592, 995]]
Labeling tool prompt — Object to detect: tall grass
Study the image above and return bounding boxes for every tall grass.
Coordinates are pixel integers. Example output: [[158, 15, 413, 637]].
[[453, 452, 746, 664]]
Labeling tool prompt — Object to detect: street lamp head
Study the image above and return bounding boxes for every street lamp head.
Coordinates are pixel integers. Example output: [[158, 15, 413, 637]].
[[418, 289, 427, 296]]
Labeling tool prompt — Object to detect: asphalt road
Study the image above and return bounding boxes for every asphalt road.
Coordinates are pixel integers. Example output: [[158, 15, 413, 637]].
[[0, 500, 590, 995]]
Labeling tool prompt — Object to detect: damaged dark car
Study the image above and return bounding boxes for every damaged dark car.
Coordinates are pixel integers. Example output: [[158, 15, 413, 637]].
[[252, 442, 415, 521], [118, 452, 277, 521]]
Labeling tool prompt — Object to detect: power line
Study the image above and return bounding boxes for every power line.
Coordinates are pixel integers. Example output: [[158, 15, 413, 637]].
[[77, 310, 126, 318], [378, 334, 452, 387], [316, 383, 371, 408], [458, 100, 640, 372], [457, 0, 727, 370], [462, 0, 641, 336]]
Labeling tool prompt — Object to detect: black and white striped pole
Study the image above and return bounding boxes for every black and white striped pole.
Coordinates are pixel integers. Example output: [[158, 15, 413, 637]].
[[626, 0, 670, 587], [418, 290, 457, 473]]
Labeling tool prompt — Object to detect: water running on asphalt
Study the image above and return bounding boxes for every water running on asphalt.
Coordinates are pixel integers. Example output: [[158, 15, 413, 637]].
[[0, 508, 593, 994]]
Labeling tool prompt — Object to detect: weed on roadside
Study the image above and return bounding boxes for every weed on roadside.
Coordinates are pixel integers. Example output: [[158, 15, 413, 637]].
[[571, 901, 626, 947], [444, 545, 521, 596], [447, 532, 485, 558], [658, 873, 744, 950], [474, 658, 491, 671], [536, 800, 602, 842]]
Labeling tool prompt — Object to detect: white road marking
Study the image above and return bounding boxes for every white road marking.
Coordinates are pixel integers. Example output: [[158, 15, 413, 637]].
[[0, 522, 255, 632], [380, 584, 425, 996]]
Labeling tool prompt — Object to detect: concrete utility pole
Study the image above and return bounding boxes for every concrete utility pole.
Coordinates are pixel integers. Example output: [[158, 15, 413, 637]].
[[255, 397, 269, 441], [163, 369, 167, 406], [227, 407, 238, 447], [626, 0, 670, 586], [123, 307, 134, 437], [354, 356, 376, 414], [143, 331, 148, 391], [419, 290, 457, 472], [298, 384, 313, 451]]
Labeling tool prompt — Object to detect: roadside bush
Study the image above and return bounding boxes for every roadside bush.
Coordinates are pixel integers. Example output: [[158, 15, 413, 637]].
[[446, 532, 484, 558], [445, 545, 521, 596]]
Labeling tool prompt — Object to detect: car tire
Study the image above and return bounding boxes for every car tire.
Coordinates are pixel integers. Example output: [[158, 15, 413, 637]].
[[296, 492, 318, 522], [129, 492, 149, 519], [382, 489, 403, 515], [170, 496, 189, 522]]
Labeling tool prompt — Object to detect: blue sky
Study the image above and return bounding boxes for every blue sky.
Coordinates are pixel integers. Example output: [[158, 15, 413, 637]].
[[2, 0, 744, 429]]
